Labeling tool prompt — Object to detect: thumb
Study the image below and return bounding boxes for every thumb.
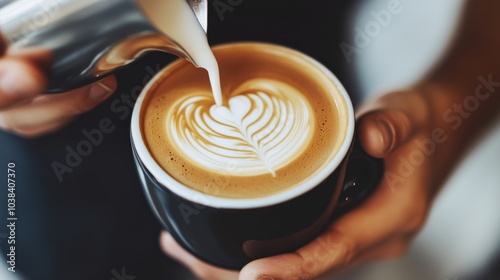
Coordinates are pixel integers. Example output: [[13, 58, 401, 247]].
[[357, 108, 415, 158]]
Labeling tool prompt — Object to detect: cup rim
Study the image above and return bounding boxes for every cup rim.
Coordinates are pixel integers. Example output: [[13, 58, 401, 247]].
[[131, 42, 355, 209]]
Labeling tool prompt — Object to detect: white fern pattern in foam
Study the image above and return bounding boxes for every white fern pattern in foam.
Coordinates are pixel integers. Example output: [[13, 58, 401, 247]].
[[166, 79, 314, 177]]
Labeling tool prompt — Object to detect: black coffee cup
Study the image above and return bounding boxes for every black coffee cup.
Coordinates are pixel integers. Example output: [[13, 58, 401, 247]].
[[130, 43, 383, 269]]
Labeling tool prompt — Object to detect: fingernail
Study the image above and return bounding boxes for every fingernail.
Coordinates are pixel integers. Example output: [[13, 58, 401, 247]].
[[258, 276, 275, 280], [89, 82, 113, 100], [375, 119, 394, 156]]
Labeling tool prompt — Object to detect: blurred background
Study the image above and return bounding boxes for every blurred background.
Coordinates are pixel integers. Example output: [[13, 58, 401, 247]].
[[1, 0, 499, 279], [337, 0, 500, 279]]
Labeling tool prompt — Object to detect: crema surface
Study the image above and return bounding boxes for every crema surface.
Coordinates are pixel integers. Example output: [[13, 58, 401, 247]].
[[167, 78, 314, 177], [142, 44, 348, 198]]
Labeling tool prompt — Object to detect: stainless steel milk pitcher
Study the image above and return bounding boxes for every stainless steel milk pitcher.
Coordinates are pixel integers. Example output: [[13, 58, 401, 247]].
[[0, 0, 208, 92]]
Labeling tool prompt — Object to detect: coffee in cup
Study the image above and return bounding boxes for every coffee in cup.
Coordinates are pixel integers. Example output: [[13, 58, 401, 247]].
[[141, 43, 350, 199]]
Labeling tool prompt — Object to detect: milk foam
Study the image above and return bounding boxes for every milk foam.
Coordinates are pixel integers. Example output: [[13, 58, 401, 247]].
[[166, 78, 315, 177]]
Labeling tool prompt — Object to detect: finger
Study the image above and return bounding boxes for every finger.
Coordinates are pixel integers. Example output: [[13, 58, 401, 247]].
[[9, 117, 75, 138], [160, 231, 239, 280], [357, 109, 414, 158], [0, 76, 116, 137], [0, 57, 47, 108], [356, 91, 431, 158], [240, 171, 426, 280]]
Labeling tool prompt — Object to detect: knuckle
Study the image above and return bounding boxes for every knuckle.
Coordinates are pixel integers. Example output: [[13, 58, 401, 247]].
[[296, 267, 313, 280], [280, 254, 312, 280]]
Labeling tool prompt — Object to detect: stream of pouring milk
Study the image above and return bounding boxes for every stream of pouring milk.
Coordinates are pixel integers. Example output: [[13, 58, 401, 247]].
[[137, 1, 318, 178], [137, 0, 223, 106]]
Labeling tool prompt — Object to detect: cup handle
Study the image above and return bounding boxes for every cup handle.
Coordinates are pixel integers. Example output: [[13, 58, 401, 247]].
[[335, 134, 384, 212]]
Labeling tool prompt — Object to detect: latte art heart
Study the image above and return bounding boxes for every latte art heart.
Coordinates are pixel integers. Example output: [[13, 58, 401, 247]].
[[166, 79, 315, 177]]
